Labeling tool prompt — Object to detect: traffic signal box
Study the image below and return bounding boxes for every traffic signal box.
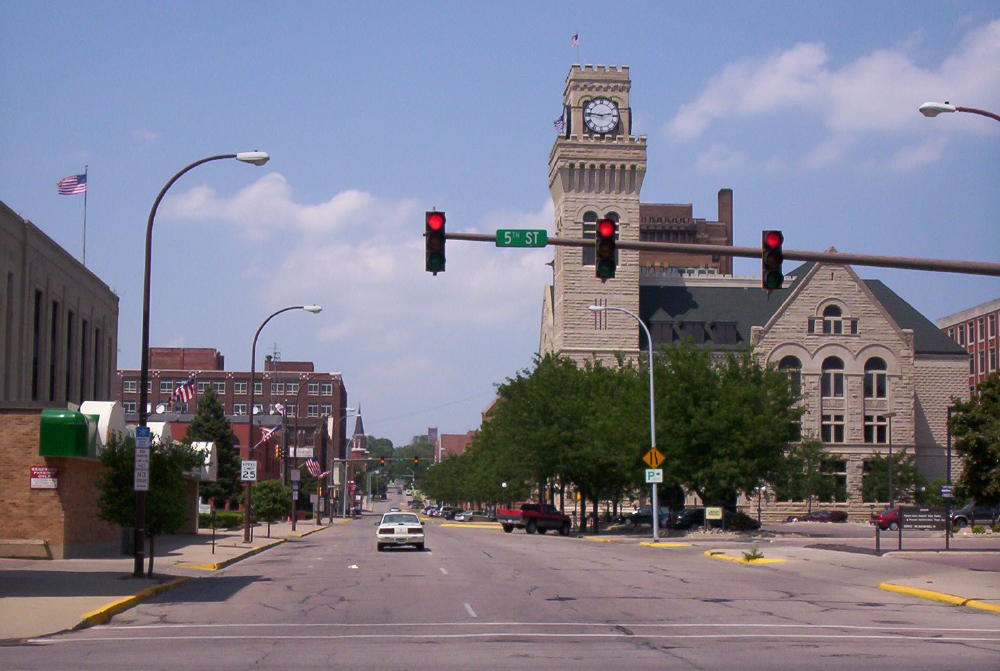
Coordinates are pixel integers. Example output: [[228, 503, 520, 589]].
[[413, 457, 420, 465], [761, 230, 784, 291], [425, 211, 446, 274], [379, 457, 386, 466], [595, 218, 617, 281]]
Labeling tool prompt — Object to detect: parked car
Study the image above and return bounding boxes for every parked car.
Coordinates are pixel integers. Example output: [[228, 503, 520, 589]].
[[375, 512, 424, 551], [871, 507, 900, 531], [671, 507, 761, 531], [421, 506, 437, 516], [452, 510, 473, 521], [497, 503, 572, 535], [438, 506, 462, 520], [951, 502, 1000, 528], [785, 510, 849, 523], [626, 505, 672, 528]]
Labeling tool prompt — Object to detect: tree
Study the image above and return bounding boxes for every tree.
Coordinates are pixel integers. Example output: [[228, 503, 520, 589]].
[[861, 452, 926, 504], [655, 343, 802, 507], [96, 432, 201, 577], [186, 388, 241, 508], [253, 480, 291, 537], [950, 373, 1000, 505], [772, 439, 840, 510]]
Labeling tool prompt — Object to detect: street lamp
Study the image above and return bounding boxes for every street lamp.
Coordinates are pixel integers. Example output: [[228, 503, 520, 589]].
[[244, 304, 322, 543], [587, 304, 660, 541], [919, 101, 1000, 123], [328, 409, 360, 517], [135, 151, 269, 578]]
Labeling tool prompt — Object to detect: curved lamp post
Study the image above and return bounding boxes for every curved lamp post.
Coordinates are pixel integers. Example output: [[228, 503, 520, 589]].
[[244, 304, 322, 543], [919, 102, 1000, 123], [587, 304, 660, 541], [135, 151, 269, 578]]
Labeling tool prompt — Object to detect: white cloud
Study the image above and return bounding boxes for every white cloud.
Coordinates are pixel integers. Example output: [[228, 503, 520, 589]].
[[666, 19, 1000, 140], [131, 129, 159, 143], [879, 136, 949, 173], [800, 136, 854, 170], [694, 143, 749, 173]]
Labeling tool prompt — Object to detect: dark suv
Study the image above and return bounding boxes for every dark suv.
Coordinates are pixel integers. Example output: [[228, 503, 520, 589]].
[[951, 502, 1000, 528], [627, 506, 672, 528], [671, 507, 761, 531]]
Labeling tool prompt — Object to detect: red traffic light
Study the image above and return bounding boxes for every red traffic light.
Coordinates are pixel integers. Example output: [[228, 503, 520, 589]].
[[764, 230, 783, 248], [426, 212, 445, 231], [413, 457, 420, 465], [597, 219, 615, 238]]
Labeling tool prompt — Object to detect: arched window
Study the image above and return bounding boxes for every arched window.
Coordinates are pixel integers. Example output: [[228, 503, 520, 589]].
[[821, 356, 844, 398], [864, 357, 887, 398], [778, 356, 802, 395], [822, 305, 843, 334], [582, 211, 598, 266]]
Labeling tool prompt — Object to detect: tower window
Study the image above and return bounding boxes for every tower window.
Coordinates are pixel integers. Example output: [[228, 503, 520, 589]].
[[821, 356, 844, 398], [863, 357, 887, 398]]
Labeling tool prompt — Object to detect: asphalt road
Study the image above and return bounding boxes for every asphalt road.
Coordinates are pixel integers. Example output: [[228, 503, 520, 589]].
[[4, 495, 999, 670]]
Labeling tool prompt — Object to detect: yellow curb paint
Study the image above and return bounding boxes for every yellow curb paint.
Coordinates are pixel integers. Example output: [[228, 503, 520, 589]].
[[583, 536, 622, 543], [703, 550, 788, 565], [79, 577, 190, 627], [440, 523, 502, 529], [878, 582, 1000, 614], [289, 526, 329, 538], [175, 538, 286, 571], [640, 542, 692, 548]]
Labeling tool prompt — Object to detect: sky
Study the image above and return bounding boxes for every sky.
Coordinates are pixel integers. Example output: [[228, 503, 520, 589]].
[[2, 1, 998, 446]]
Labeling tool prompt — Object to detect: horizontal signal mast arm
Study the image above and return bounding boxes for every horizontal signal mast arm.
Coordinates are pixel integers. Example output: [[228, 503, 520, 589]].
[[443, 232, 1000, 277]]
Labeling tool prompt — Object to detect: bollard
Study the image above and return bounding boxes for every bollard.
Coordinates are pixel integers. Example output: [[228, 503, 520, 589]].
[[875, 524, 881, 555]]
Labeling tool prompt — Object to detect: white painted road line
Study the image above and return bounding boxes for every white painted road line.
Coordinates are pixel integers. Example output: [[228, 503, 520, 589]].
[[464, 603, 477, 618], [439, 567, 448, 575]]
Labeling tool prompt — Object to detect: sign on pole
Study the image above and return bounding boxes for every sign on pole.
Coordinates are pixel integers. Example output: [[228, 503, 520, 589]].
[[134, 426, 151, 492], [495, 229, 548, 248], [645, 468, 663, 484], [642, 448, 664, 469], [939, 485, 954, 499], [241, 460, 258, 482], [705, 507, 723, 520]]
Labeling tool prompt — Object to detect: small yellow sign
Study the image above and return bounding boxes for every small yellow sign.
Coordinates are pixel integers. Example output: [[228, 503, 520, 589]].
[[643, 448, 665, 469]]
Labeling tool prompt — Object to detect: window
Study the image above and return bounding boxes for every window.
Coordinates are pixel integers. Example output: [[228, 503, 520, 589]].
[[778, 356, 801, 395], [307, 404, 319, 417], [970, 356, 975, 374], [321, 404, 333, 415], [822, 459, 848, 503], [822, 305, 843, 335], [146, 381, 152, 393], [197, 381, 210, 393], [234, 381, 247, 394], [980, 351, 986, 374], [254, 381, 262, 395], [864, 414, 888, 443], [160, 380, 174, 393], [233, 403, 247, 415], [286, 405, 297, 418], [252, 404, 263, 415], [989, 314, 996, 338], [123, 400, 137, 413], [320, 382, 333, 395], [821, 414, 845, 443], [979, 318, 986, 341], [968, 322, 975, 342], [271, 382, 284, 394], [821, 357, 844, 398], [863, 357, 887, 398], [990, 348, 997, 372], [214, 381, 226, 394], [958, 327, 965, 345], [581, 211, 597, 265], [287, 382, 299, 394], [308, 382, 319, 395], [123, 379, 137, 393]]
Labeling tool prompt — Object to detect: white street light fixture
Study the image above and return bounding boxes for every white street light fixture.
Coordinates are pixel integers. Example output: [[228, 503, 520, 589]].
[[919, 101, 1000, 123], [302, 304, 323, 313], [235, 151, 270, 166]]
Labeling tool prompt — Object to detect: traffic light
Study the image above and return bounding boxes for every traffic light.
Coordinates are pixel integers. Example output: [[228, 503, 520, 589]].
[[595, 218, 616, 281], [413, 457, 420, 465], [761, 230, 784, 291], [379, 457, 385, 466], [425, 211, 446, 275]]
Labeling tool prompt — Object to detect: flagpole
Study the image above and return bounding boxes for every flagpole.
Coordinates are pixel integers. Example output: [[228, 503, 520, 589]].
[[82, 165, 89, 267]]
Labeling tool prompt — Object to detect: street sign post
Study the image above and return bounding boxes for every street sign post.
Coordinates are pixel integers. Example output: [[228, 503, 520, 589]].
[[939, 485, 954, 499], [642, 448, 664, 469], [645, 468, 663, 484], [134, 426, 151, 492], [241, 460, 257, 482], [495, 229, 548, 247]]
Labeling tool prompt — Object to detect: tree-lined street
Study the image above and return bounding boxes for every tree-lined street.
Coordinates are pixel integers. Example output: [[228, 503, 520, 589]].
[[7, 492, 998, 670]]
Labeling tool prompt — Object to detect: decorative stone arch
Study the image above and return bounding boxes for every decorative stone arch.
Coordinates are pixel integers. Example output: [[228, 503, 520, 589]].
[[765, 343, 811, 368], [855, 344, 901, 376], [805, 344, 855, 373]]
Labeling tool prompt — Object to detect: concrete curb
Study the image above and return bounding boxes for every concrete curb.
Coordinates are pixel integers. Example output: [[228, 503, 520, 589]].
[[288, 524, 332, 538], [77, 576, 191, 628], [704, 550, 789, 565], [640, 542, 692, 548], [878, 582, 1000, 614], [177, 537, 287, 571]]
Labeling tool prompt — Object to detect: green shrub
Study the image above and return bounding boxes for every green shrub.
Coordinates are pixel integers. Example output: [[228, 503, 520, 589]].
[[971, 525, 986, 534], [199, 511, 244, 529], [993, 524, 1000, 533], [743, 547, 765, 561]]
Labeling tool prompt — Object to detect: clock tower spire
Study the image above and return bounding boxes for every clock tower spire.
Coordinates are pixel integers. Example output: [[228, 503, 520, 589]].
[[540, 65, 647, 364]]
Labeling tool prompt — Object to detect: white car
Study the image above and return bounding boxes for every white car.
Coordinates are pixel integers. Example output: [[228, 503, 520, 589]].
[[376, 512, 425, 551]]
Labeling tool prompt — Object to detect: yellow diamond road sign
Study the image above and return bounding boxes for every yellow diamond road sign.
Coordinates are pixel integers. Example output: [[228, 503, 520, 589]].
[[643, 448, 664, 469]]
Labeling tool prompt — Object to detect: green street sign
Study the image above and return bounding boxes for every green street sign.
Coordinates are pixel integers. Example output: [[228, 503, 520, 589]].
[[496, 229, 548, 248]]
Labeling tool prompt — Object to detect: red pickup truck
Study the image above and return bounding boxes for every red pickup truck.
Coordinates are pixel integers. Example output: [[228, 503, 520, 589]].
[[497, 503, 572, 536]]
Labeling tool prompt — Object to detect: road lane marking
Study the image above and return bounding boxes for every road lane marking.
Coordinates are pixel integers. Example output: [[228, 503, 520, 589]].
[[439, 567, 448, 575], [464, 603, 477, 618]]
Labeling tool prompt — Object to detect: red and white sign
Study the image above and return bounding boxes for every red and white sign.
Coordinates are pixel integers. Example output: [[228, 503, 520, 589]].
[[30, 466, 58, 490]]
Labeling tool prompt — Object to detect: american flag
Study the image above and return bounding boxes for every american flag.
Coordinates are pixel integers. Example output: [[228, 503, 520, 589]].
[[305, 458, 321, 477], [254, 425, 280, 449], [57, 174, 87, 195], [570, 33, 578, 47], [171, 374, 196, 402], [275, 402, 285, 416], [554, 115, 566, 132]]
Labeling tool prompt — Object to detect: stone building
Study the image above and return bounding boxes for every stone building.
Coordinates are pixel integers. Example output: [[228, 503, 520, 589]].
[[538, 66, 967, 519]]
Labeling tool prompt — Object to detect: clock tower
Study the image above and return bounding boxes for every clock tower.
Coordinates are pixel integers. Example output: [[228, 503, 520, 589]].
[[540, 65, 647, 364]]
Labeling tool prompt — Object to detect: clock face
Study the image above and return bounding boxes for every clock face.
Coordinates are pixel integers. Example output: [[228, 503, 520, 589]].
[[584, 97, 619, 134]]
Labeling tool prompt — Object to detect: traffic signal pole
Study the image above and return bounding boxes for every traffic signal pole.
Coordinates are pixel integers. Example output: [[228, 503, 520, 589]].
[[443, 232, 1000, 277]]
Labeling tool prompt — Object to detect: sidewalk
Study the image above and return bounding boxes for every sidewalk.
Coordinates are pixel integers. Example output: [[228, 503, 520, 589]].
[[0, 519, 350, 642]]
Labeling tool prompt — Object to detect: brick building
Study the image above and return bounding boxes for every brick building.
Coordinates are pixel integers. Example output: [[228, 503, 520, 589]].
[[936, 297, 1000, 396], [116, 348, 348, 483]]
